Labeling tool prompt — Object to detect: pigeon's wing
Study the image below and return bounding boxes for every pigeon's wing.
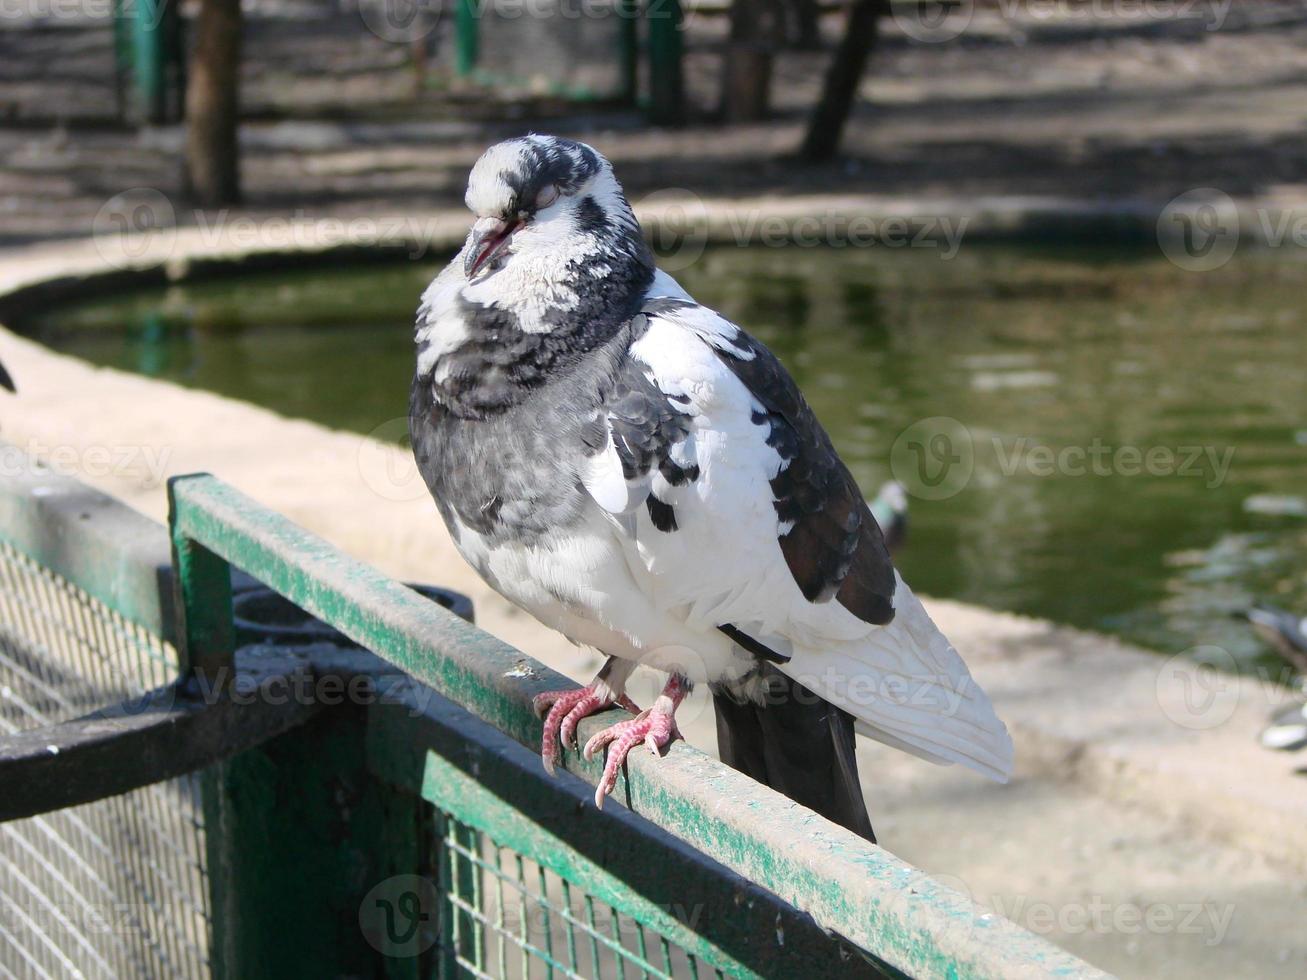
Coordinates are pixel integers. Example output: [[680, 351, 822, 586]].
[[581, 299, 1013, 781]]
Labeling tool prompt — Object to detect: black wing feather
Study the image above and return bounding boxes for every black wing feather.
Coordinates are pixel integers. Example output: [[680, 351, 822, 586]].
[[712, 330, 896, 626]]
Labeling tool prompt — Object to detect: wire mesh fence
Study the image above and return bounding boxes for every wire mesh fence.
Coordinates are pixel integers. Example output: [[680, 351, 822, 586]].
[[438, 813, 721, 980], [0, 540, 210, 980], [0, 462, 1109, 980]]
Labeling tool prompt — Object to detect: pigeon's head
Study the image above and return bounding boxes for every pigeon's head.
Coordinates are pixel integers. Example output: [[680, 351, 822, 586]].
[[459, 135, 644, 282]]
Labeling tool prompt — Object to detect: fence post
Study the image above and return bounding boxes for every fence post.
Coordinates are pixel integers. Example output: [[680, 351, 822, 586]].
[[132, 0, 184, 123], [618, 0, 640, 105], [647, 0, 684, 124], [456, 0, 480, 78], [168, 476, 432, 979], [202, 704, 433, 979]]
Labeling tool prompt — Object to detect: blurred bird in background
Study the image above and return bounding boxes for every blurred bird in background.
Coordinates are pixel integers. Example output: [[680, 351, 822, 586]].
[[1239, 602, 1307, 752]]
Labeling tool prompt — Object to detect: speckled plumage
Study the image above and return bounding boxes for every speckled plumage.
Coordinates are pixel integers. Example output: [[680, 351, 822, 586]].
[[410, 135, 1014, 829]]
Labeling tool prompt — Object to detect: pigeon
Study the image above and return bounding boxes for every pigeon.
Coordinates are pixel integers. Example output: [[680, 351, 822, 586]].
[[1238, 602, 1307, 752], [1259, 701, 1307, 752], [869, 480, 908, 556], [1240, 602, 1307, 678], [409, 135, 1013, 838]]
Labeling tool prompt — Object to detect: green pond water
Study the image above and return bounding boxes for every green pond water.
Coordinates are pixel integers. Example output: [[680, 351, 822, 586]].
[[25, 245, 1307, 672]]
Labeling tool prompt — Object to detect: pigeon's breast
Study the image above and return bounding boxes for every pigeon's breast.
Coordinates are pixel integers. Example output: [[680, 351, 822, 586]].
[[410, 377, 593, 553]]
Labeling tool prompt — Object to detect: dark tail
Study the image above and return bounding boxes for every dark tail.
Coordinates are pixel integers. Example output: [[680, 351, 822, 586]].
[[0, 360, 13, 393], [712, 665, 876, 843]]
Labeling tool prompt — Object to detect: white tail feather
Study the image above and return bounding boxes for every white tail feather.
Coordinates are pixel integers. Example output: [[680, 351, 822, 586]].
[[779, 576, 1014, 783]]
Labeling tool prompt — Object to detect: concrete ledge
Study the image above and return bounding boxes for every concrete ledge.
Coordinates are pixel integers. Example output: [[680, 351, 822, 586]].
[[5, 188, 1305, 325], [924, 599, 1307, 876]]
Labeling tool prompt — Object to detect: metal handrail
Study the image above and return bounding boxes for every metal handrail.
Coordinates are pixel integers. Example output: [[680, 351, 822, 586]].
[[167, 472, 1110, 980]]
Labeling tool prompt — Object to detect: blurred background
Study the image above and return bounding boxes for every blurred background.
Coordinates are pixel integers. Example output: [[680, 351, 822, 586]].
[[5, 0, 1306, 667], [2, 1, 1307, 977]]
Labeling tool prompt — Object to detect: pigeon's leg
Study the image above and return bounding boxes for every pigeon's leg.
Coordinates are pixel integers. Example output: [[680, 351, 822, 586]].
[[532, 656, 639, 776], [583, 673, 690, 809]]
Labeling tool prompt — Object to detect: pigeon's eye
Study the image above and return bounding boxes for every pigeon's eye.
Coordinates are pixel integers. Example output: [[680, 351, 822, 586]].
[[534, 185, 559, 211]]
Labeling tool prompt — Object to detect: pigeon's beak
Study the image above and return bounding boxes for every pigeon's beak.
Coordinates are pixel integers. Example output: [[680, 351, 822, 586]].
[[464, 215, 525, 280], [0, 359, 13, 394]]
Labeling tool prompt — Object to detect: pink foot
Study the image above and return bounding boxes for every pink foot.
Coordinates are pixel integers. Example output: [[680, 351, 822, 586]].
[[582, 675, 689, 809], [533, 683, 638, 776]]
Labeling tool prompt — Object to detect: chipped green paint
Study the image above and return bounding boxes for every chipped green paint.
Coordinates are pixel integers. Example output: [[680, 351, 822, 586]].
[[169, 474, 1112, 980], [168, 478, 235, 686]]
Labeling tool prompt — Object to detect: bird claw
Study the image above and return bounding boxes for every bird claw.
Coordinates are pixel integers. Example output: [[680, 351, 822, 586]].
[[582, 707, 680, 809], [533, 685, 638, 777]]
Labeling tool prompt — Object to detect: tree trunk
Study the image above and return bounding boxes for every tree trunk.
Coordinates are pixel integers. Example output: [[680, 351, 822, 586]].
[[721, 0, 781, 122], [799, 0, 884, 162], [185, 0, 242, 206]]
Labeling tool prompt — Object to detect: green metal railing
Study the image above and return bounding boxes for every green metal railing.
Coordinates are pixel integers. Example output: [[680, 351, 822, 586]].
[[0, 453, 1112, 979]]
